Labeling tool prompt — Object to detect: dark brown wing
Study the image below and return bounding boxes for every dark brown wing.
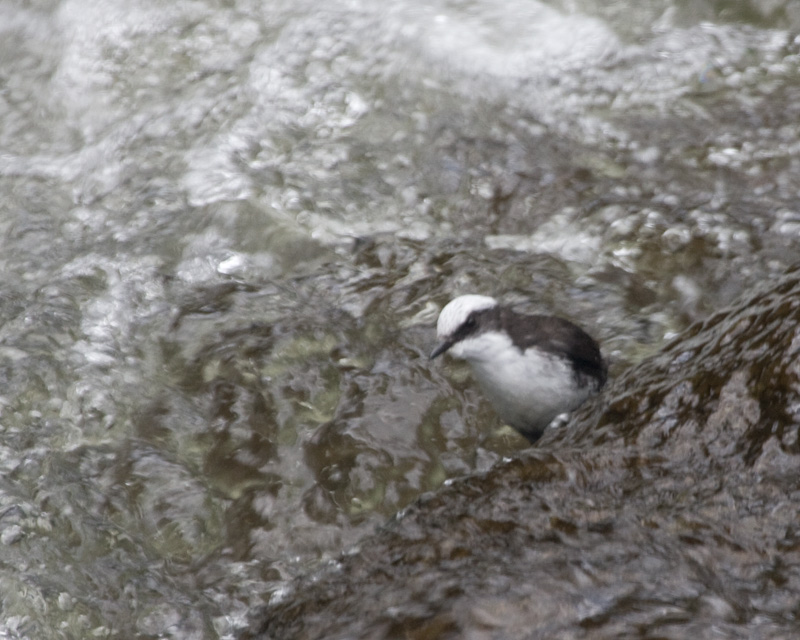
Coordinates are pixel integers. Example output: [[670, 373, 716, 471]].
[[494, 307, 607, 388]]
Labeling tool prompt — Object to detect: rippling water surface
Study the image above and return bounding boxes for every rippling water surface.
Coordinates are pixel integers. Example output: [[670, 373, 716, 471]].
[[0, 0, 799, 637]]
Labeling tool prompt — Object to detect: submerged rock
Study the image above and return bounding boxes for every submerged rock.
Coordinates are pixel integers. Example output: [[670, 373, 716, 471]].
[[247, 265, 800, 639]]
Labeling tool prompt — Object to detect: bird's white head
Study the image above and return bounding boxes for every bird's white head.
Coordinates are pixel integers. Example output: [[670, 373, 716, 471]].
[[436, 294, 498, 340], [430, 294, 498, 360]]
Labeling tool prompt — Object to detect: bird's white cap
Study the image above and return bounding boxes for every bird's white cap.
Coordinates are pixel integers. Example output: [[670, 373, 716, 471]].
[[436, 294, 498, 339]]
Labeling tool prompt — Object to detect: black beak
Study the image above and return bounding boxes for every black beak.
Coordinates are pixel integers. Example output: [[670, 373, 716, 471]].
[[429, 340, 452, 360]]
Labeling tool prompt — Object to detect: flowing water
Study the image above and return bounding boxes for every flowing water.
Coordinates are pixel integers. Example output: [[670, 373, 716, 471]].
[[0, 0, 799, 637]]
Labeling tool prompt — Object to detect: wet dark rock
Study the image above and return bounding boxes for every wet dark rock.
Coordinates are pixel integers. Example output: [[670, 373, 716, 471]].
[[248, 265, 800, 639]]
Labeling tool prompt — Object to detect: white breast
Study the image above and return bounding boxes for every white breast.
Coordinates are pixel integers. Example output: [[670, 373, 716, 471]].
[[450, 331, 591, 433]]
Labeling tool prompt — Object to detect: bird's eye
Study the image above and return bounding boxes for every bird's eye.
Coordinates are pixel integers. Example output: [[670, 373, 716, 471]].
[[464, 315, 476, 328]]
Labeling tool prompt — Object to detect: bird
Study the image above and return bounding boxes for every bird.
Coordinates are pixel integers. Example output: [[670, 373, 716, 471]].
[[430, 294, 607, 443]]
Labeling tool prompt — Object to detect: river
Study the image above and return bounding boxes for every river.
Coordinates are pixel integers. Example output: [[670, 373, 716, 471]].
[[0, 0, 798, 637]]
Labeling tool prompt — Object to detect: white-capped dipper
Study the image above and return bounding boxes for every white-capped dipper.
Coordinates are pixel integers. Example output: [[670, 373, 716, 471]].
[[430, 294, 607, 443]]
